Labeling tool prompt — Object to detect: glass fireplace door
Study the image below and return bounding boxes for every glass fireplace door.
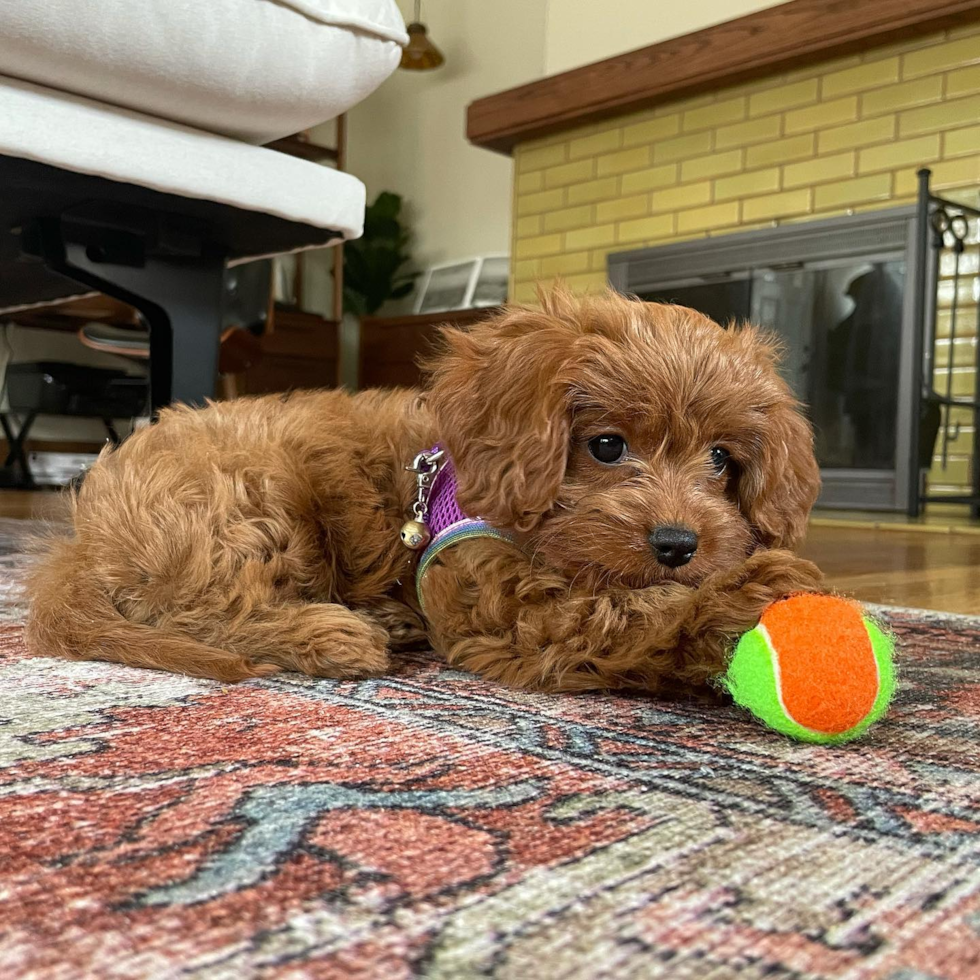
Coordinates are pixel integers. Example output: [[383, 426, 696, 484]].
[[608, 208, 919, 510], [750, 258, 906, 473]]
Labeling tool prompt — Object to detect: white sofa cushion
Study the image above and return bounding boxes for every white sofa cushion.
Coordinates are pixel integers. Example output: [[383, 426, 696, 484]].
[[0, 0, 407, 144], [0, 76, 366, 250]]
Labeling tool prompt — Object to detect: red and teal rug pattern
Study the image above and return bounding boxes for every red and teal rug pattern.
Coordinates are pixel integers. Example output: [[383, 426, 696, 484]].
[[1, 519, 979, 979]]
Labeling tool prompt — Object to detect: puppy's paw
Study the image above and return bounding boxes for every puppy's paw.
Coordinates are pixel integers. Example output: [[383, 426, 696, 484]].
[[690, 550, 824, 642], [361, 599, 429, 650], [714, 549, 823, 600], [325, 610, 392, 676], [260, 604, 391, 678]]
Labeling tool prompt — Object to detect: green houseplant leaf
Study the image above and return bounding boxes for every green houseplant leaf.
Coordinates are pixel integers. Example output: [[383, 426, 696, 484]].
[[343, 192, 416, 316]]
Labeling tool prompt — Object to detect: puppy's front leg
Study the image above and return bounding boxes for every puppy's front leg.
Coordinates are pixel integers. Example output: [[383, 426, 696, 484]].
[[671, 548, 825, 690], [422, 542, 822, 694]]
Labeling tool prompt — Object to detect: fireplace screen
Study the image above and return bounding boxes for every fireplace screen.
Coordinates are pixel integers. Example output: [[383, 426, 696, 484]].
[[608, 209, 921, 511]]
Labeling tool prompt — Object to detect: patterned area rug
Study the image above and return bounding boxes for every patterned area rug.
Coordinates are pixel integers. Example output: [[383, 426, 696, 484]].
[[1, 517, 979, 980]]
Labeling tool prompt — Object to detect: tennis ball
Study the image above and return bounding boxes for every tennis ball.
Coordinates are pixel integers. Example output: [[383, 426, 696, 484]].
[[721, 594, 895, 744]]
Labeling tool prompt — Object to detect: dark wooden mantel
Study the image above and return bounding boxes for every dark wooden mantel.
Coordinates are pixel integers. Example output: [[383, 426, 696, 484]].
[[467, 0, 980, 155]]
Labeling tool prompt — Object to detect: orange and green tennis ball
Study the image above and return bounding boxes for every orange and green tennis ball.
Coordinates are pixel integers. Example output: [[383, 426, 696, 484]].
[[721, 594, 896, 744]]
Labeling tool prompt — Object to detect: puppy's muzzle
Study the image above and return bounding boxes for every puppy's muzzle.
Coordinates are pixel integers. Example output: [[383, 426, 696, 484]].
[[649, 525, 698, 568]]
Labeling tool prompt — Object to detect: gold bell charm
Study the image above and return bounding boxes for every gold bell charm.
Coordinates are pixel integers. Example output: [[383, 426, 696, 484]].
[[400, 519, 432, 550], [401, 447, 444, 551]]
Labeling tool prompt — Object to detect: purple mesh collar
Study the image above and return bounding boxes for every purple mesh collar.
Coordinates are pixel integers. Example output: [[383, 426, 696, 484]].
[[426, 451, 466, 537], [415, 449, 518, 609]]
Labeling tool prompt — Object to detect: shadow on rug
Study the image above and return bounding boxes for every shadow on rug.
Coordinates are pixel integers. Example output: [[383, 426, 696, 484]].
[[1, 517, 979, 979]]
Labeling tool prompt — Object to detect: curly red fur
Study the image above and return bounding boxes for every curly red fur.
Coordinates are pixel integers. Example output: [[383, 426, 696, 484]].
[[26, 287, 823, 694]]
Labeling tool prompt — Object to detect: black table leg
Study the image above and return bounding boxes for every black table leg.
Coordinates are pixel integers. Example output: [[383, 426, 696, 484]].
[[0, 413, 15, 462], [0, 410, 38, 487], [25, 208, 226, 414]]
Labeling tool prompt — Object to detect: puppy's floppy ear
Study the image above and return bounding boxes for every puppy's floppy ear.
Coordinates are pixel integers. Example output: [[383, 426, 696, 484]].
[[733, 328, 821, 550], [424, 305, 578, 532]]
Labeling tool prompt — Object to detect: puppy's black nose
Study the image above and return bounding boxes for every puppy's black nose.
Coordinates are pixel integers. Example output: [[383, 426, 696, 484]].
[[649, 525, 698, 567]]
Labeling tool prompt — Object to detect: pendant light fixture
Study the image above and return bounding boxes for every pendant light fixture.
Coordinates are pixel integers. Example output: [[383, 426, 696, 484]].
[[400, 0, 444, 71]]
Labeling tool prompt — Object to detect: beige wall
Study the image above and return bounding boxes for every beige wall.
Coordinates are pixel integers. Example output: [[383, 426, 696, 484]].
[[312, 0, 547, 278], [308, 0, 792, 302], [543, 0, 791, 76]]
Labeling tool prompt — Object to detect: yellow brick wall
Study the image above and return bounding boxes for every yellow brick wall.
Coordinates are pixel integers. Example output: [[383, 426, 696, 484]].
[[510, 22, 980, 504]]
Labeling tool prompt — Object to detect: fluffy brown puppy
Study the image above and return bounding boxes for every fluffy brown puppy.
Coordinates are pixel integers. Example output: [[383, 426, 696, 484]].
[[27, 287, 823, 694]]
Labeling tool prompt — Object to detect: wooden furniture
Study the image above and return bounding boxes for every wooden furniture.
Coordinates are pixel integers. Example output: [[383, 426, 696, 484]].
[[5, 289, 339, 393], [467, 0, 980, 154], [268, 118, 348, 324], [359, 307, 501, 389], [242, 307, 339, 395], [265, 133, 341, 164], [5, 294, 139, 332]]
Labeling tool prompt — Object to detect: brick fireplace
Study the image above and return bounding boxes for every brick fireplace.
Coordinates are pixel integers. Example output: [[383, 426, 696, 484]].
[[471, 9, 980, 511], [509, 26, 980, 300]]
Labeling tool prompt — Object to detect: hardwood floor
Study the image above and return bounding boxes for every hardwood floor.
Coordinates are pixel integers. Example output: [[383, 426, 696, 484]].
[[0, 489, 69, 522], [1, 489, 978, 616], [801, 524, 980, 615]]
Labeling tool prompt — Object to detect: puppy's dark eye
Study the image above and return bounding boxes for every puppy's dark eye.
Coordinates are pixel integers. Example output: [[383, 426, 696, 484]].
[[710, 446, 731, 473], [588, 434, 628, 465]]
